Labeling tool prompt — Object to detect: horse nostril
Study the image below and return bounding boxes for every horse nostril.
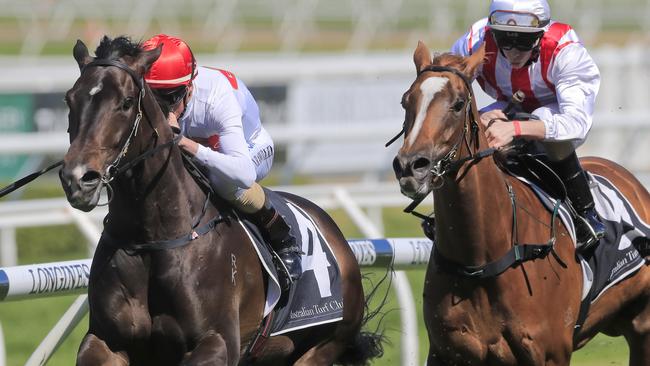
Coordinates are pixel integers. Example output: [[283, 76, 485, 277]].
[[80, 170, 101, 188], [412, 157, 431, 173], [393, 157, 404, 178]]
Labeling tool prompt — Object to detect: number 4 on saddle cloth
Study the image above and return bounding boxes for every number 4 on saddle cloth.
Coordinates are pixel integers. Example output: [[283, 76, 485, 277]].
[[238, 188, 345, 336]]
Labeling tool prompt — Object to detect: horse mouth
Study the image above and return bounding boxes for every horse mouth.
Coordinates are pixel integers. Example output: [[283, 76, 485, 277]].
[[398, 176, 432, 200], [68, 188, 102, 211], [60, 168, 103, 212]]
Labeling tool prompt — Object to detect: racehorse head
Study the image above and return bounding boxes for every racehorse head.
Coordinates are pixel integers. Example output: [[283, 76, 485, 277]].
[[392, 41, 485, 200], [59, 36, 162, 211]]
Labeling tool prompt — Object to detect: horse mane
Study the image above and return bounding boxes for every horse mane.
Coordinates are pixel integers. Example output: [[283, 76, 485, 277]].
[[94, 35, 142, 60]]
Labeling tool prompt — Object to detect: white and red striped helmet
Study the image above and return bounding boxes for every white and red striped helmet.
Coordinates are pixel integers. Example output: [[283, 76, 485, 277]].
[[142, 34, 196, 89], [488, 0, 551, 33]]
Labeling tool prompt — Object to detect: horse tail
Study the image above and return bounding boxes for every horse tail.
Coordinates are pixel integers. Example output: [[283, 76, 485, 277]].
[[336, 331, 385, 366], [336, 270, 391, 365]]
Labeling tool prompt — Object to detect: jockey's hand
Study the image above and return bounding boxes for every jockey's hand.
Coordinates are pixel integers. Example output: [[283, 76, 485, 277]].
[[168, 112, 181, 132], [168, 98, 187, 132], [178, 136, 199, 156], [485, 120, 517, 149], [167, 110, 198, 155], [479, 109, 508, 128]]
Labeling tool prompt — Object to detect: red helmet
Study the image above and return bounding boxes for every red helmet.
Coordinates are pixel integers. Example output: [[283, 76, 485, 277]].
[[142, 34, 196, 89]]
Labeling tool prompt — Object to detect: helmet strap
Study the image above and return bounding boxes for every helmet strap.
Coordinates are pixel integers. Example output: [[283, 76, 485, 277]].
[[177, 84, 193, 120], [528, 44, 541, 65]]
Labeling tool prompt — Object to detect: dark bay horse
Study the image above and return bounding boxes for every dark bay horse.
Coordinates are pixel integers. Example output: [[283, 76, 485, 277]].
[[392, 41, 650, 365], [59, 36, 379, 366]]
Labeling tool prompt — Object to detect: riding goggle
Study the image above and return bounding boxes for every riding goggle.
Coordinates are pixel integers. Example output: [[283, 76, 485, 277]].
[[489, 10, 549, 32], [155, 86, 188, 107], [492, 29, 543, 52]]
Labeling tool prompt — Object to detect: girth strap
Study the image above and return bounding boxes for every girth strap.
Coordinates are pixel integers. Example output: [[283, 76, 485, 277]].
[[103, 214, 224, 254], [433, 242, 555, 279]]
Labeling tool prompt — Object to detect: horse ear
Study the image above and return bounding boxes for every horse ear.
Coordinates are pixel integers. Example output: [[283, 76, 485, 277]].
[[73, 40, 92, 70], [413, 41, 432, 74], [462, 43, 486, 80], [134, 45, 163, 75]]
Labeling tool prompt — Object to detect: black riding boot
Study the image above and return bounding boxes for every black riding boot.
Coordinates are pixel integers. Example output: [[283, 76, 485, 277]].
[[550, 153, 606, 252], [250, 197, 302, 289]]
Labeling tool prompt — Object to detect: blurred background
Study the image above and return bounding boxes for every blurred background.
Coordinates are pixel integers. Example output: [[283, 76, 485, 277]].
[[1, 0, 649, 365]]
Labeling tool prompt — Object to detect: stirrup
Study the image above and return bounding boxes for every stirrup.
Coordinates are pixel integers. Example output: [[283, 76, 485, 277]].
[[275, 246, 302, 286], [575, 215, 605, 253]]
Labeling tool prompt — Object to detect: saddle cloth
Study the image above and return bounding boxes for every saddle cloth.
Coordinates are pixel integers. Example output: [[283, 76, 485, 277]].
[[238, 189, 344, 336], [520, 172, 648, 303]]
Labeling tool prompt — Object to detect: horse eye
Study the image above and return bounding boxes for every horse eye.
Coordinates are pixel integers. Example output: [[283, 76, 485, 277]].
[[122, 97, 134, 111], [451, 99, 465, 112]]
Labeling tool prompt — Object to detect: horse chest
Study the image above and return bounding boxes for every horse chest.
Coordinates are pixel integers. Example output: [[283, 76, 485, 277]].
[[423, 280, 524, 364]]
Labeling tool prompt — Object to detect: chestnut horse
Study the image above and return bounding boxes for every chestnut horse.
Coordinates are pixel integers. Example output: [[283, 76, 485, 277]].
[[59, 36, 380, 366], [392, 42, 650, 365]]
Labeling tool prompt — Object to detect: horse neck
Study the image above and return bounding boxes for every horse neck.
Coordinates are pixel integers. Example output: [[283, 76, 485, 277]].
[[105, 95, 209, 242], [432, 123, 514, 266]]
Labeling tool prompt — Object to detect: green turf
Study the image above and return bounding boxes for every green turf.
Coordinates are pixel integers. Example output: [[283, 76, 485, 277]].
[[0, 184, 630, 365]]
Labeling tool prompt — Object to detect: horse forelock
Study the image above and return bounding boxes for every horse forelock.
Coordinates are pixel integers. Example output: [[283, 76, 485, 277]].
[[431, 52, 465, 69], [94, 35, 143, 61]]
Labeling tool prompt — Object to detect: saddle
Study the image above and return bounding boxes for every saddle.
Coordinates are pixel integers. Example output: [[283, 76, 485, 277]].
[[496, 145, 567, 202]]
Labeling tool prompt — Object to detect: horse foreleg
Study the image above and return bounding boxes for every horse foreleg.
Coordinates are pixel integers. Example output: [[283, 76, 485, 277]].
[[180, 332, 231, 366], [76, 333, 128, 366], [627, 334, 650, 366]]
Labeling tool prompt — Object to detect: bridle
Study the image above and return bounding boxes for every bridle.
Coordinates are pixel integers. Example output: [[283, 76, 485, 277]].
[[79, 59, 181, 190], [395, 65, 498, 212], [416, 65, 497, 179]]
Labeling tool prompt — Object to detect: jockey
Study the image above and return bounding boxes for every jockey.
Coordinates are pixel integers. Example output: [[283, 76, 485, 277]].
[[142, 34, 302, 287], [449, 0, 606, 251]]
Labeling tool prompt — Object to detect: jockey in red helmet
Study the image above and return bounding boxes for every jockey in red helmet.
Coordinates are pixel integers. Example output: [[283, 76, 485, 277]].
[[448, 0, 605, 252], [143, 34, 302, 288]]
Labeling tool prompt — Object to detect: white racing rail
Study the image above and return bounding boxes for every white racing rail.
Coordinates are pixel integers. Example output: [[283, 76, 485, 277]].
[[0, 238, 433, 302]]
